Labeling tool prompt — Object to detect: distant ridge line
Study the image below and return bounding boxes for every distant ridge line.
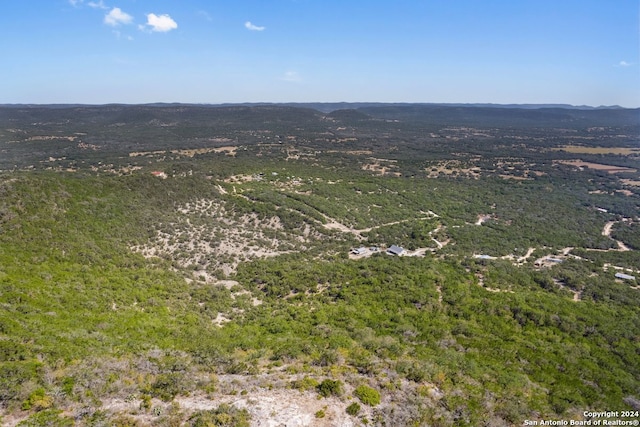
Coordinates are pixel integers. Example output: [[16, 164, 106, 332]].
[[0, 102, 631, 113]]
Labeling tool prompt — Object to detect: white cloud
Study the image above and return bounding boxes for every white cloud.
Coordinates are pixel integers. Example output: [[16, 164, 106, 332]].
[[616, 60, 632, 67], [281, 71, 301, 82], [88, 0, 108, 10], [245, 21, 265, 31], [144, 13, 178, 32], [105, 7, 133, 26], [69, 0, 83, 6]]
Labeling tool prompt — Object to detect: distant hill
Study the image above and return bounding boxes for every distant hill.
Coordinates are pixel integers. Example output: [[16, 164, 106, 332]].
[[325, 108, 373, 122], [354, 105, 640, 128], [0, 104, 323, 126], [1, 103, 637, 170], [2, 103, 637, 125]]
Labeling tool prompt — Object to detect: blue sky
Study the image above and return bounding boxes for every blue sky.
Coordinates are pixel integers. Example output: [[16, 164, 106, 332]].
[[1, 0, 638, 106]]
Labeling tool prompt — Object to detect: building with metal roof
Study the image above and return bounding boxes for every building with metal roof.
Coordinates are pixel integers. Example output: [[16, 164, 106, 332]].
[[386, 245, 405, 256]]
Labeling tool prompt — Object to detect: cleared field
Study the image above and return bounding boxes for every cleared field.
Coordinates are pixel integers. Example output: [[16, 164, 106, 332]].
[[556, 159, 637, 173], [553, 145, 640, 155]]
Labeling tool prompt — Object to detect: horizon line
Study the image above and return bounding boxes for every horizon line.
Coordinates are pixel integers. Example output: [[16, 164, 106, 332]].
[[0, 101, 636, 109]]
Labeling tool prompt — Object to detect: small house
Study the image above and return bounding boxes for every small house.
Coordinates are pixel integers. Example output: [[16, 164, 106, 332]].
[[387, 245, 405, 256], [351, 247, 367, 255]]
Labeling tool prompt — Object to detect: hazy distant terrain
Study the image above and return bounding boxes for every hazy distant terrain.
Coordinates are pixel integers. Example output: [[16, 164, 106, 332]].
[[0, 104, 638, 426]]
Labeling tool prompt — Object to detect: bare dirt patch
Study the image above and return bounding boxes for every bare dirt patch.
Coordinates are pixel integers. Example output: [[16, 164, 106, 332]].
[[553, 146, 640, 155], [602, 220, 632, 251], [426, 161, 481, 179], [79, 388, 356, 427], [362, 157, 401, 176], [499, 174, 532, 181], [322, 211, 438, 241], [556, 160, 637, 174], [475, 214, 495, 225], [224, 174, 262, 184]]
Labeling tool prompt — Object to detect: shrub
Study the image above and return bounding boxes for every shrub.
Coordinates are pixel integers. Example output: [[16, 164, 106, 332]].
[[346, 402, 361, 416], [149, 372, 186, 401], [188, 404, 251, 427], [291, 376, 319, 392], [354, 385, 381, 406], [112, 415, 142, 427], [139, 394, 152, 411], [21, 388, 53, 411], [61, 377, 75, 397], [17, 409, 73, 427], [316, 379, 343, 398]]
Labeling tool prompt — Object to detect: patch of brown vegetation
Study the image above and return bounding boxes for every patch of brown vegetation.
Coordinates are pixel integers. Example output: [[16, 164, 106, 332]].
[[553, 146, 640, 155]]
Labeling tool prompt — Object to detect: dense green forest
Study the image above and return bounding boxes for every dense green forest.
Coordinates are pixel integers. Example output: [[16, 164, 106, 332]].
[[0, 104, 638, 426]]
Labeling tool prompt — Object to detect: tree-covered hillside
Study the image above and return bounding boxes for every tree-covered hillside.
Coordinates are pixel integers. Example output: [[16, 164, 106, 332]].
[[0, 105, 638, 426]]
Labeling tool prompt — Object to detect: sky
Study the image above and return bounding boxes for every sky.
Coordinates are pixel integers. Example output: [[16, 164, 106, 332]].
[[1, 0, 639, 107]]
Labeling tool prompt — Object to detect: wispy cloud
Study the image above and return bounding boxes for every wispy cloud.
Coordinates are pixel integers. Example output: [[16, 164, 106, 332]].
[[68, 0, 83, 6], [615, 60, 632, 67], [112, 30, 134, 41], [88, 0, 108, 10], [197, 10, 212, 22], [281, 71, 301, 82], [105, 7, 133, 26], [245, 21, 265, 31], [143, 13, 178, 32]]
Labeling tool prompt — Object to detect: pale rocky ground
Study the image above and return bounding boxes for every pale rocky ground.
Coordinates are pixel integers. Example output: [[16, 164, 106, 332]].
[[99, 389, 359, 427], [131, 198, 316, 278], [3, 372, 446, 427], [3, 389, 359, 427]]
